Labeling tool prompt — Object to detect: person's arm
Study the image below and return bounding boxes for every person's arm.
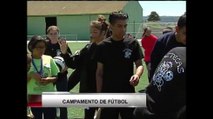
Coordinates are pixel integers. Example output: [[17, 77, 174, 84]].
[[150, 40, 164, 80], [28, 72, 42, 82], [61, 45, 73, 71], [96, 62, 104, 93], [59, 40, 77, 69], [129, 59, 144, 86], [41, 58, 59, 84], [66, 46, 73, 56], [129, 40, 144, 86], [61, 53, 77, 69]]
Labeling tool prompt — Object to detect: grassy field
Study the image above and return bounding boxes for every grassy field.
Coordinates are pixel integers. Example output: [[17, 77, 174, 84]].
[[65, 42, 149, 119]]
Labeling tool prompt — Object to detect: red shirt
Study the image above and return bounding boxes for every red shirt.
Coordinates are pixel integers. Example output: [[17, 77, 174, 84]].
[[141, 34, 158, 62]]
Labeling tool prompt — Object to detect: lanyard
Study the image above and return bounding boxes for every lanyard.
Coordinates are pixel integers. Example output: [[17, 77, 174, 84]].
[[32, 57, 43, 76]]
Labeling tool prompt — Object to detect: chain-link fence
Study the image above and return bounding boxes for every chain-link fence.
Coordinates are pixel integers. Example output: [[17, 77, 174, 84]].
[[27, 34, 78, 41], [27, 22, 176, 41], [127, 22, 176, 39]]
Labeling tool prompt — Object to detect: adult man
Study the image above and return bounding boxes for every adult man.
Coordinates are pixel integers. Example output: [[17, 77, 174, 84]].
[[134, 47, 186, 119], [149, 13, 186, 82], [141, 27, 158, 80], [96, 11, 144, 119]]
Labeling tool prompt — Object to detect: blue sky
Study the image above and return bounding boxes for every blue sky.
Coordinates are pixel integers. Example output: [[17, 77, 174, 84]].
[[139, 1, 186, 16]]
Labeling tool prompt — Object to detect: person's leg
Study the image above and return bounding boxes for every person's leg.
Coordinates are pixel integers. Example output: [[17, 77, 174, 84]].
[[133, 107, 155, 119], [94, 108, 101, 119], [133, 107, 145, 119], [84, 107, 97, 119], [100, 108, 119, 119], [145, 61, 151, 82], [56, 74, 68, 91], [31, 107, 42, 119], [176, 105, 186, 119], [59, 107, 68, 119], [43, 107, 56, 119], [119, 108, 135, 119], [56, 74, 68, 119], [27, 107, 34, 118]]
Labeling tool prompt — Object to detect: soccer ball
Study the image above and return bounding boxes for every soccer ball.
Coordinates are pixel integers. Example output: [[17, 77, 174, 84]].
[[53, 56, 65, 71], [163, 71, 173, 81]]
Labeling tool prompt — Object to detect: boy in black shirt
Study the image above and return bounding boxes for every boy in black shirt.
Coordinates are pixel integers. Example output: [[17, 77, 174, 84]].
[[96, 11, 144, 119]]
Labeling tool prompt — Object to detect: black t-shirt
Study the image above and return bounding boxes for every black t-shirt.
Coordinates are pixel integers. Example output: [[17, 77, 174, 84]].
[[150, 32, 185, 81], [146, 47, 186, 118], [96, 37, 144, 92]]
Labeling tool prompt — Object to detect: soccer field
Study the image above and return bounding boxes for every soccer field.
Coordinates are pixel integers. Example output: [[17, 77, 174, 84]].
[[65, 42, 149, 119]]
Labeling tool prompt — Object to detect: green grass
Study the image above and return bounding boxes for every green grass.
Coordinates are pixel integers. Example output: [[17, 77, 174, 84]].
[[66, 42, 149, 119]]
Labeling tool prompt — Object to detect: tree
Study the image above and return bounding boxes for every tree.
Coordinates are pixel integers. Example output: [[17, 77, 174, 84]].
[[148, 11, 160, 22]]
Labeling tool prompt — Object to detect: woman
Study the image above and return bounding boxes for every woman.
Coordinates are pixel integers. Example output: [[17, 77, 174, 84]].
[[60, 20, 108, 119], [44, 25, 72, 119], [141, 27, 158, 81]]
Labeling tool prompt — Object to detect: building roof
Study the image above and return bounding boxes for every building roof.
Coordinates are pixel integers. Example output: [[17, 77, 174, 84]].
[[27, 1, 128, 16]]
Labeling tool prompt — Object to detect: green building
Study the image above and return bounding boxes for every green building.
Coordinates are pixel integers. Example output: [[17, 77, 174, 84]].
[[27, 1, 143, 40]]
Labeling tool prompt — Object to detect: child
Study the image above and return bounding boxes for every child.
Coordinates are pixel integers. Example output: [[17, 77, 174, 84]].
[[27, 53, 32, 81], [27, 35, 59, 119], [27, 53, 34, 119]]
